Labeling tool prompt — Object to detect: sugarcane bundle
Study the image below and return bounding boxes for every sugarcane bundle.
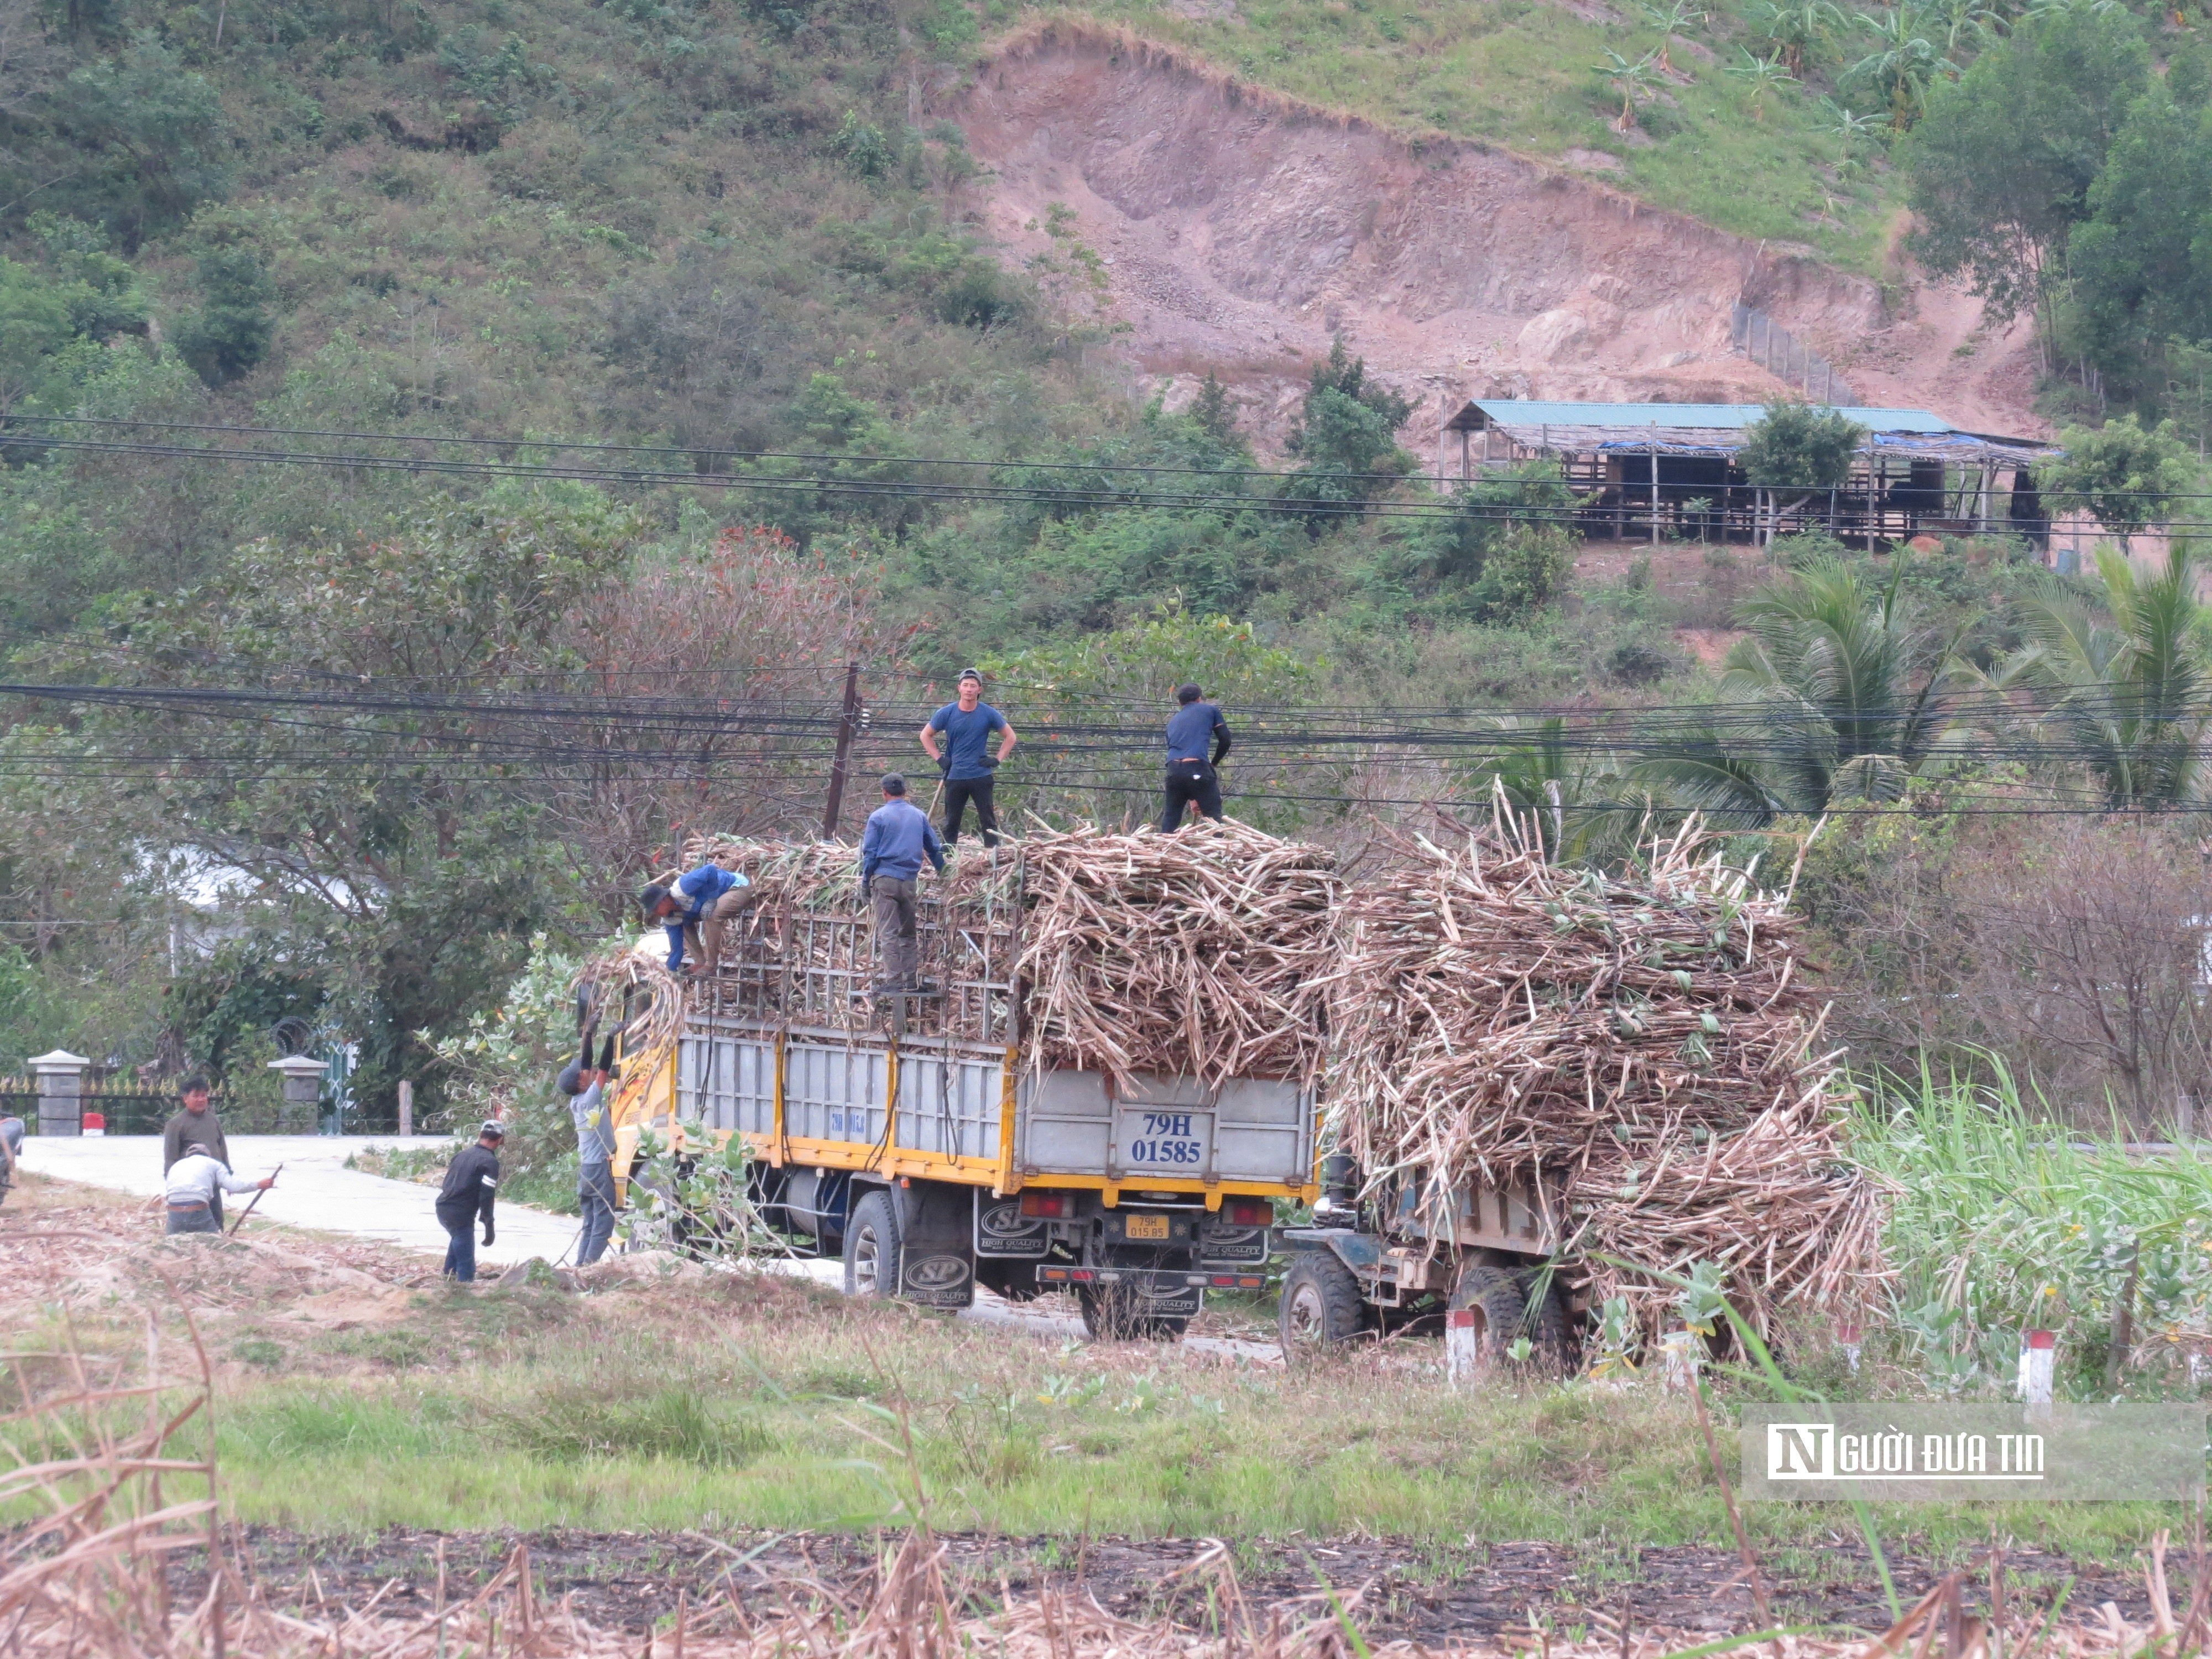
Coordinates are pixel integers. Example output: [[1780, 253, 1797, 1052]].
[[677, 822, 1338, 1087], [1012, 820, 1340, 1089], [1329, 817, 1885, 1332]]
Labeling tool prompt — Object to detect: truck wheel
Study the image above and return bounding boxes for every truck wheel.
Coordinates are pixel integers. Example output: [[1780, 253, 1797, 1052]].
[[1447, 1264, 1527, 1377], [843, 1190, 902, 1300], [1078, 1285, 1188, 1342], [1278, 1252, 1366, 1355], [1518, 1271, 1579, 1377]]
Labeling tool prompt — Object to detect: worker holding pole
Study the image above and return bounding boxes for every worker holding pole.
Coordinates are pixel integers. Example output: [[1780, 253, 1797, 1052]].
[[860, 774, 945, 995], [1159, 683, 1232, 832], [163, 1150, 275, 1236], [919, 668, 1016, 848]]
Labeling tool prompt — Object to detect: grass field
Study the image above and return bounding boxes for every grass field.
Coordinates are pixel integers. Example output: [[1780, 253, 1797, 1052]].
[[3, 1171, 2194, 1589], [1026, 0, 1900, 268]]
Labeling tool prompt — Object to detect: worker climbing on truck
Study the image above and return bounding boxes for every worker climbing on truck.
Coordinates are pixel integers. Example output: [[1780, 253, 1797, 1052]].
[[640, 860, 757, 975], [860, 773, 945, 994], [1160, 682, 1232, 832]]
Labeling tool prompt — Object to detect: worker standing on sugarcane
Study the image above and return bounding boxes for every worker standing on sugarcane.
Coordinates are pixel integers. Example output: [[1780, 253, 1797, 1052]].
[[1159, 682, 1232, 832], [163, 1150, 274, 1236], [435, 1120, 503, 1284], [559, 1032, 620, 1266], [919, 667, 1016, 848], [860, 774, 945, 994], [639, 860, 757, 976], [161, 1073, 231, 1225]]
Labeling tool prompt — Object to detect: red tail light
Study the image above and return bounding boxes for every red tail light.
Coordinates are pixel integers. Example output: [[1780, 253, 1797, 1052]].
[[1019, 1192, 1073, 1218], [1224, 1199, 1274, 1227]]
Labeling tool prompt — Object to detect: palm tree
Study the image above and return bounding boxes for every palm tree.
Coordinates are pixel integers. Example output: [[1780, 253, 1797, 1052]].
[[1844, 5, 1956, 129], [1990, 544, 2212, 807], [1463, 717, 1651, 865], [1635, 559, 1961, 821]]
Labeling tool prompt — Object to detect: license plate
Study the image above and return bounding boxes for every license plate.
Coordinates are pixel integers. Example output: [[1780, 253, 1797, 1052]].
[[1126, 1214, 1170, 1240], [1123, 1108, 1209, 1171]]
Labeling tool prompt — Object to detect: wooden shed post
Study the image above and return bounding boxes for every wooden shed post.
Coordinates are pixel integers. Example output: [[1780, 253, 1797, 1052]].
[[1649, 422, 1661, 547]]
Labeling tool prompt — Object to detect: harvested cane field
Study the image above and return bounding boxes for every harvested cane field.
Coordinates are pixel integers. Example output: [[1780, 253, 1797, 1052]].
[[11, 823, 2212, 1655]]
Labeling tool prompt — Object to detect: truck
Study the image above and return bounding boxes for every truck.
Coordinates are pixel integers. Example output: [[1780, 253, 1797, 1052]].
[[1276, 1159, 1580, 1373], [603, 858, 1322, 1340]]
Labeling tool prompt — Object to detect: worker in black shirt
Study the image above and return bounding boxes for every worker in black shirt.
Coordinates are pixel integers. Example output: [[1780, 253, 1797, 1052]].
[[435, 1120, 504, 1284], [1159, 682, 1232, 831]]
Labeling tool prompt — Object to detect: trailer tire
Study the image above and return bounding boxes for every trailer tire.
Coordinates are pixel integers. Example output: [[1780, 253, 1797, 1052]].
[[1518, 1272, 1578, 1377], [1278, 1252, 1367, 1355], [1447, 1264, 1527, 1376], [843, 1190, 902, 1300], [1078, 1285, 1188, 1342]]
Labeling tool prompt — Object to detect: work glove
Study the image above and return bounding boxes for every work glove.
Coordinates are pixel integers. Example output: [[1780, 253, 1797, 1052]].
[[482, 1224, 495, 1246]]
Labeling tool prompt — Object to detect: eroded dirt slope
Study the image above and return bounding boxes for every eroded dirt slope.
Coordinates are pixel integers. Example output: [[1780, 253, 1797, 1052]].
[[943, 27, 2039, 455]]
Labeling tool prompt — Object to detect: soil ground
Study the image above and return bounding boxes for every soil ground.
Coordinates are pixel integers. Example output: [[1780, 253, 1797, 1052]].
[[167, 1527, 2148, 1643]]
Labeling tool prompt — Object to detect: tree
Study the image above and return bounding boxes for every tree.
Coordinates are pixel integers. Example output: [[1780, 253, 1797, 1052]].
[[1739, 400, 1867, 487], [1992, 542, 2210, 806], [1637, 559, 1958, 819], [1728, 48, 1799, 120], [2066, 90, 2212, 405], [1191, 371, 1239, 449], [1904, 4, 2150, 353], [2037, 414, 2198, 549], [1843, 4, 1957, 131], [173, 240, 276, 385], [1635, 0, 1706, 75], [1280, 336, 1415, 518], [43, 41, 232, 247], [1593, 48, 1661, 131], [1747, 0, 1843, 75]]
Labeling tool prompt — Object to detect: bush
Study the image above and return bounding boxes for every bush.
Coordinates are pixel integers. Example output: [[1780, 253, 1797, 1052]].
[[1739, 400, 1867, 488]]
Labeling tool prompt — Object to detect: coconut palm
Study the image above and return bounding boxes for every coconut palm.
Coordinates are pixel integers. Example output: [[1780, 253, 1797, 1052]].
[[1463, 716, 1653, 865], [1990, 544, 2212, 807], [1844, 5, 1957, 129], [1635, 559, 1961, 822]]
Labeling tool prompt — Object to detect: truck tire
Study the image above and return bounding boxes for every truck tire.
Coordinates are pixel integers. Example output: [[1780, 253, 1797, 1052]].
[[1517, 1271, 1578, 1377], [843, 1190, 902, 1300], [1078, 1285, 1189, 1342], [1448, 1263, 1528, 1376], [1278, 1251, 1367, 1355]]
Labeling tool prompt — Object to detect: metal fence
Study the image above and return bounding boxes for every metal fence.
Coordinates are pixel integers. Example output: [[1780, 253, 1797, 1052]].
[[3, 1079, 231, 1136], [1731, 301, 1860, 406]]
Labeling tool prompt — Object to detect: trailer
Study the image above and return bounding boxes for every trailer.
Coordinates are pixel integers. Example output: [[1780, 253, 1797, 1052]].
[[606, 854, 1322, 1339], [1277, 1159, 1583, 1373]]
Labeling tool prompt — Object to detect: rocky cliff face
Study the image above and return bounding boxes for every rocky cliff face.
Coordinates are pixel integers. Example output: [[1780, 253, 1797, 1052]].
[[944, 25, 2042, 457]]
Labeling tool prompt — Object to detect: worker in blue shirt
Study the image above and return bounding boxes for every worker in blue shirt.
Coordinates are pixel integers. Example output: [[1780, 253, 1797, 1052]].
[[1160, 682, 1233, 831], [638, 861, 757, 975], [859, 774, 945, 993], [920, 667, 1017, 848]]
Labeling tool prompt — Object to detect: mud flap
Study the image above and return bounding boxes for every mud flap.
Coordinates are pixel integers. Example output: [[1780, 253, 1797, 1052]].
[[891, 1182, 977, 1309], [974, 1192, 1049, 1260]]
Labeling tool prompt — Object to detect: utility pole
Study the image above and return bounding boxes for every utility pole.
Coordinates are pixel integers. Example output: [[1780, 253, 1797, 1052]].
[[821, 661, 862, 839]]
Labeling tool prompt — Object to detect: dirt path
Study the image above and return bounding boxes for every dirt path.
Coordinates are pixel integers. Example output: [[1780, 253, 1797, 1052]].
[[180, 1527, 2148, 1642]]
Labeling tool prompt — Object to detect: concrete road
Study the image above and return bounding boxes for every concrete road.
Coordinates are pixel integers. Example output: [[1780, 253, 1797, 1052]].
[[15, 1134, 584, 1267], [18, 1133, 1282, 1362]]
